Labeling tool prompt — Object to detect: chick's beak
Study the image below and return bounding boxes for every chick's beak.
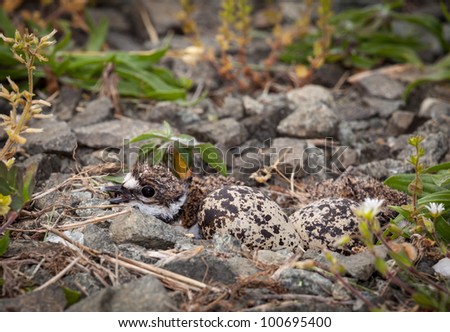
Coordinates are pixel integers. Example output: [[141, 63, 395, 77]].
[[103, 185, 132, 204]]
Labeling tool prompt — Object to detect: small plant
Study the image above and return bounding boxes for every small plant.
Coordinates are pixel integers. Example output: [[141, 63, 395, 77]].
[[215, 0, 256, 90], [317, 136, 450, 311], [385, 137, 450, 245], [0, 29, 56, 162], [0, 8, 189, 101], [177, 0, 201, 46], [130, 121, 227, 179], [308, 0, 333, 70], [281, 2, 448, 72], [0, 29, 55, 233], [349, 197, 450, 311]]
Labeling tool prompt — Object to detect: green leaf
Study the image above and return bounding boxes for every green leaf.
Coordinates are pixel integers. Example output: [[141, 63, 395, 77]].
[[388, 205, 412, 220], [163, 121, 173, 136], [393, 12, 449, 51], [389, 250, 413, 268], [431, 173, 450, 187], [412, 292, 438, 310], [86, 15, 109, 52], [0, 277, 4, 286], [115, 47, 169, 69], [152, 147, 164, 165], [63, 287, 81, 306], [116, 67, 186, 100], [435, 216, 450, 244], [418, 190, 450, 209], [0, 230, 10, 257], [130, 131, 167, 143], [349, 54, 379, 69], [424, 162, 450, 174], [198, 143, 227, 176], [0, 8, 16, 37], [102, 175, 125, 184], [384, 174, 449, 196], [0, 178, 14, 196], [374, 256, 388, 276], [21, 163, 37, 203], [138, 142, 157, 158], [5, 165, 17, 190], [441, 0, 450, 23]]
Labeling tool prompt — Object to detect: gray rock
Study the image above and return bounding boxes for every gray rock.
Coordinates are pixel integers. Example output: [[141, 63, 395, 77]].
[[73, 118, 160, 148], [75, 198, 115, 218], [213, 233, 242, 254], [313, 63, 347, 88], [334, 90, 378, 120], [117, 243, 158, 265], [339, 148, 360, 168], [20, 153, 57, 184], [432, 257, 450, 278], [22, 264, 53, 287], [230, 140, 264, 184], [419, 98, 450, 121], [46, 230, 84, 251], [317, 247, 388, 281], [68, 275, 174, 311], [363, 96, 404, 118], [108, 31, 143, 51], [242, 94, 292, 141], [277, 103, 339, 138], [278, 269, 332, 296], [241, 115, 276, 142], [287, 85, 335, 109], [170, 58, 221, 91], [128, 102, 201, 130], [217, 95, 244, 119], [86, 7, 131, 32], [255, 249, 293, 266], [109, 210, 185, 250], [387, 111, 415, 135], [357, 158, 414, 180], [159, 253, 237, 284], [338, 121, 360, 146], [268, 137, 309, 176], [62, 273, 104, 296], [34, 173, 77, 210], [226, 256, 260, 277], [0, 285, 66, 312], [69, 97, 113, 128], [83, 224, 116, 253], [357, 74, 404, 100], [331, 281, 352, 301], [187, 118, 249, 148], [135, 0, 182, 35], [243, 95, 264, 116], [53, 86, 82, 121], [24, 119, 77, 155]]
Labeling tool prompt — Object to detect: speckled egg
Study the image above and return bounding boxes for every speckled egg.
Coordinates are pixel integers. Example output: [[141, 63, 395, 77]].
[[198, 186, 302, 251], [289, 198, 359, 250]]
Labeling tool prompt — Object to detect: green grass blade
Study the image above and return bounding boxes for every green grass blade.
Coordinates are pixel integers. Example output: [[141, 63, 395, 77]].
[[86, 14, 109, 52], [0, 231, 10, 256], [0, 8, 16, 37]]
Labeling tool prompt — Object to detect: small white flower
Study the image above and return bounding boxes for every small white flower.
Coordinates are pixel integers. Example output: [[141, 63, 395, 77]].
[[353, 198, 384, 220], [425, 202, 445, 218]]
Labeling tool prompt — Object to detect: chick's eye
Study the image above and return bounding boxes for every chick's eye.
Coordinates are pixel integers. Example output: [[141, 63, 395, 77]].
[[141, 186, 156, 198]]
